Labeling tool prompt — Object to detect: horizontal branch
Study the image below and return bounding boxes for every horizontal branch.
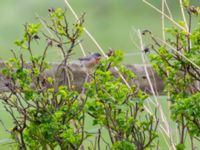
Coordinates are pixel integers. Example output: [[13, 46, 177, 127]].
[[0, 61, 164, 95]]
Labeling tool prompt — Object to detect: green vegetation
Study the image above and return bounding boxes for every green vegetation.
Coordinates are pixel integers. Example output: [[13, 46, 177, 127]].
[[0, 0, 200, 149], [0, 0, 198, 63], [0, 8, 158, 149], [147, 1, 200, 149]]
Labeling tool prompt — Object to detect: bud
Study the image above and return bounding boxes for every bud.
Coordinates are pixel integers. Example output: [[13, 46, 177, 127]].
[[143, 47, 150, 53], [33, 35, 40, 40], [47, 39, 53, 46], [48, 8, 55, 13], [188, 6, 198, 15]]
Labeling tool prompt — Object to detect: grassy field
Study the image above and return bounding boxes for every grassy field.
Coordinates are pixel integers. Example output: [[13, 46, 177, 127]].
[[1, 0, 198, 62], [0, 103, 13, 149], [0, 0, 200, 149]]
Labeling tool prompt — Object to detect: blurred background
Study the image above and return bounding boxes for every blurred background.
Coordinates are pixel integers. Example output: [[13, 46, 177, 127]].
[[0, 0, 199, 149], [0, 0, 199, 64]]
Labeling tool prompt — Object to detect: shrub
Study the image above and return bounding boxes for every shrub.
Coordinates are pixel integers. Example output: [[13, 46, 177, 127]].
[[0, 8, 158, 149]]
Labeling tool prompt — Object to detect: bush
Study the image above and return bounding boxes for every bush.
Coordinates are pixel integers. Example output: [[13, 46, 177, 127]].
[[146, 1, 200, 148], [0, 8, 158, 149]]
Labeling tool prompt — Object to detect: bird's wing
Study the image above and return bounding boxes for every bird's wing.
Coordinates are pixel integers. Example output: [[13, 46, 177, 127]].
[[79, 57, 91, 61]]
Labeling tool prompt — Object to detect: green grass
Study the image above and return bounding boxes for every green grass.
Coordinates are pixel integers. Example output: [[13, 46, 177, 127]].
[[1, 0, 198, 61], [0, 103, 14, 150]]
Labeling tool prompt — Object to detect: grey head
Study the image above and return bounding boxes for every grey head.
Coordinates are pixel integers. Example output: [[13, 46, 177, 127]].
[[92, 53, 101, 58], [79, 53, 102, 61]]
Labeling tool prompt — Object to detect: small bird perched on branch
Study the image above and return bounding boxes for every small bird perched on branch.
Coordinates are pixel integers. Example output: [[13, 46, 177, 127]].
[[79, 53, 102, 71]]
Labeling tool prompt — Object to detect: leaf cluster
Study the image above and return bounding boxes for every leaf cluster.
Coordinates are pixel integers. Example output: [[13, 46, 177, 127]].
[[146, 0, 200, 148], [0, 8, 159, 150]]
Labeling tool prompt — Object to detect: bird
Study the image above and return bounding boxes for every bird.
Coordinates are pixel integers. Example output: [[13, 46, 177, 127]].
[[79, 53, 102, 71]]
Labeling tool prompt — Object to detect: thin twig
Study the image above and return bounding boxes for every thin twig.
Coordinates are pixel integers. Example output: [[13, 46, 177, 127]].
[[161, 1, 173, 148], [64, 0, 131, 88], [157, 38, 200, 70], [137, 29, 176, 150], [35, 13, 64, 59], [161, 0, 166, 42], [142, 0, 189, 34], [179, 0, 189, 32], [164, 0, 173, 18]]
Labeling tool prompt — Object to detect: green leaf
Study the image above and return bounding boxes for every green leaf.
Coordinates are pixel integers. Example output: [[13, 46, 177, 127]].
[[111, 141, 136, 150], [27, 23, 41, 35], [176, 144, 185, 150]]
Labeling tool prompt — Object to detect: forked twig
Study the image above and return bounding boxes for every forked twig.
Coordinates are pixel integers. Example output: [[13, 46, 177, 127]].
[[142, 0, 189, 35], [64, 0, 131, 88], [137, 29, 176, 150]]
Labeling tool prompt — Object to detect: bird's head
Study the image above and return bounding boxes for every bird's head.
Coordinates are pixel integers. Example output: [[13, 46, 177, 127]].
[[92, 53, 102, 64]]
